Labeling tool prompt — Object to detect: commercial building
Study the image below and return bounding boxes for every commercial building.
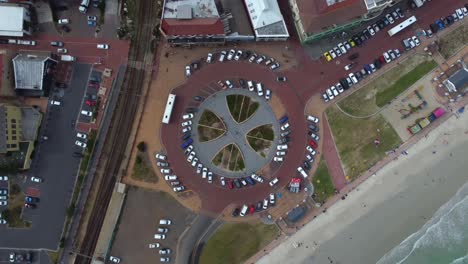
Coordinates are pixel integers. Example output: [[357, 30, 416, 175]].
[[289, 0, 400, 44], [12, 52, 56, 97], [0, 104, 42, 170], [244, 0, 289, 41], [0, 3, 32, 37], [160, 0, 226, 47], [443, 66, 468, 93]]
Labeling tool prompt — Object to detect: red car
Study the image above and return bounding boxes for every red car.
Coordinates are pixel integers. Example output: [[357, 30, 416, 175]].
[[379, 55, 386, 64], [248, 205, 255, 214], [227, 179, 233, 189], [86, 100, 96, 106], [309, 139, 318, 149], [217, 80, 226, 89]]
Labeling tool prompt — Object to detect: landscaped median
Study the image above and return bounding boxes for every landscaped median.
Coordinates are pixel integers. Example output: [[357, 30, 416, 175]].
[[439, 23, 468, 59], [338, 54, 437, 117], [311, 159, 335, 203], [326, 105, 401, 180], [200, 222, 279, 264]]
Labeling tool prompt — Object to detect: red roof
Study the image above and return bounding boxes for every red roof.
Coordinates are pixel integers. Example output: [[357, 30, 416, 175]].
[[295, 0, 367, 34], [161, 18, 225, 36]]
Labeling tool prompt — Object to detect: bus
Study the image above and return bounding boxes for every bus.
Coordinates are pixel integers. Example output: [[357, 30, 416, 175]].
[[162, 94, 176, 124], [387, 16, 417, 37]]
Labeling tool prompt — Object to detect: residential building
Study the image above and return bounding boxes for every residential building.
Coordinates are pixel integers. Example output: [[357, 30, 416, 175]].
[[289, 0, 400, 44], [0, 3, 32, 37], [160, 0, 225, 47], [12, 52, 56, 97], [244, 0, 289, 41], [0, 104, 42, 170], [443, 65, 468, 93]]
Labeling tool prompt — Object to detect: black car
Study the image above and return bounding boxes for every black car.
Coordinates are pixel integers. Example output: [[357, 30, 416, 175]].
[[308, 124, 319, 132], [382, 17, 390, 26], [232, 208, 240, 217], [340, 78, 349, 90], [429, 23, 439, 33], [348, 53, 359, 60], [244, 50, 252, 60], [352, 35, 362, 46], [363, 29, 371, 39], [72, 152, 84, 158], [181, 132, 191, 140], [50, 41, 64, 47], [55, 82, 67, 88], [0, 39, 8, 44], [191, 61, 200, 70], [193, 96, 204, 102], [239, 78, 246, 88], [354, 71, 363, 81], [276, 76, 287, 82], [233, 179, 241, 189], [377, 20, 385, 29], [61, 25, 71, 33], [374, 59, 382, 69], [359, 33, 367, 42], [256, 201, 263, 212], [303, 161, 311, 171], [185, 107, 198, 113]]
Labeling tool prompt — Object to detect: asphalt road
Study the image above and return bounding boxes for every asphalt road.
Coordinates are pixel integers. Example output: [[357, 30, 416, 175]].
[[0, 64, 90, 249], [176, 215, 214, 264]]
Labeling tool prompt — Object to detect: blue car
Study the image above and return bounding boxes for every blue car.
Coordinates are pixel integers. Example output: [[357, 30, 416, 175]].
[[87, 20, 97, 27], [25, 196, 39, 203], [435, 19, 444, 30], [278, 115, 288, 124], [181, 138, 193, 149], [245, 177, 256, 185]]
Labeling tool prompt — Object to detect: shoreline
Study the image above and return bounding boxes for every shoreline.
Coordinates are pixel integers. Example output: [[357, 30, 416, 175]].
[[257, 111, 468, 264]]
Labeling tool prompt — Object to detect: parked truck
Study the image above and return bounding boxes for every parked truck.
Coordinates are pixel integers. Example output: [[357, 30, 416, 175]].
[[60, 55, 76, 62]]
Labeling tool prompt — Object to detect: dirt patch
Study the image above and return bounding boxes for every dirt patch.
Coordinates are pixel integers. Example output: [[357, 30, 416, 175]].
[[439, 23, 468, 59], [212, 143, 245, 171], [131, 152, 158, 183]]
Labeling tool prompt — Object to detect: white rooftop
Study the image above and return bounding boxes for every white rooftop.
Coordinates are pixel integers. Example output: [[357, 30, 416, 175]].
[[363, 0, 390, 10], [0, 5, 25, 37], [163, 0, 219, 19], [244, 0, 288, 37]]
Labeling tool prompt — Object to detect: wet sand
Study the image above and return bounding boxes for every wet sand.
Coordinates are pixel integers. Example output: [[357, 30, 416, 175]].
[[257, 113, 468, 264]]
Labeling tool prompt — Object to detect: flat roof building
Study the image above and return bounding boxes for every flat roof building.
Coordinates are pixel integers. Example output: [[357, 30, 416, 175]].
[[12, 52, 56, 96], [0, 4, 32, 37], [244, 0, 289, 41]]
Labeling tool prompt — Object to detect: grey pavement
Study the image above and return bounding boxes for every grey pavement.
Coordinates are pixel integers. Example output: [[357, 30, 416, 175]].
[[191, 89, 280, 178], [0, 249, 51, 264], [176, 215, 214, 264], [0, 64, 90, 249]]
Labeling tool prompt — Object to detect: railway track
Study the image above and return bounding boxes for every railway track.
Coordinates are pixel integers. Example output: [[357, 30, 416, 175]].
[[74, 0, 157, 262]]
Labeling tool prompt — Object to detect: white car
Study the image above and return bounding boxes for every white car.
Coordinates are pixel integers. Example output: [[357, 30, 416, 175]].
[[173, 186, 185, 192], [0, 201, 7, 206], [386, 14, 395, 24], [206, 53, 213, 63], [383, 52, 391, 63], [227, 49, 236, 60], [306, 154, 314, 162], [220, 176, 226, 186], [367, 26, 375, 36], [331, 86, 339, 97], [219, 50, 227, 62], [348, 73, 358, 84], [256, 84, 264, 97], [310, 133, 320, 141], [269, 177, 279, 187], [57, 48, 67, 53], [154, 234, 166, 239], [182, 113, 194, 120], [97, 44, 109, 49], [326, 89, 334, 100], [149, 243, 160, 248], [58, 18, 69, 24], [50, 100, 62, 105], [81, 110, 93, 117], [202, 168, 208, 178], [30, 176, 43, 183], [164, 175, 177, 181], [306, 115, 319, 123], [336, 83, 344, 93], [329, 49, 337, 59], [225, 80, 234, 89], [412, 36, 420, 46], [159, 249, 172, 255], [280, 122, 290, 131], [185, 65, 191, 77], [182, 126, 191, 133], [344, 63, 354, 71], [197, 163, 203, 174], [269, 193, 276, 204], [181, 121, 192, 127], [263, 198, 269, 210], [306, 146, 316, 155], [76, 132, 87, 139], [234, 50, 243, 60], [109, 256, 120, 263], [248, 53, 257, 62], [273, 156, 284, 162], [456, 8, 464, 19], [155, 153, 167, 160], [270, 62, 280, 70], [207, 172, 213, 184], [265, 89, 271, 101], [191, 157, 198, 167], [161, 168, 172, 174], [251, 174, 264, 183], [276, 144, 288, 150], [158, 227, 169, 233], [337, 43, 347, 54], [75, 140, 87, 148], [0, 176, 7, 181], [247, 81, 254, 92], [187, 152, 196, 162], [159, 219, 172, 225], [276, 151, 286, 156], [160, 257, 170, 263], [256, 55, 266, 64]]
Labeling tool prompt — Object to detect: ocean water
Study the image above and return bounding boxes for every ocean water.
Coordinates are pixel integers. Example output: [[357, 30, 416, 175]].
[[377, 181, 468, 264]]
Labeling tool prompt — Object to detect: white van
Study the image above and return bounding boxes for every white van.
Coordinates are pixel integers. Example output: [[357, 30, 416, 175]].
[[79, 0, 90, 13], [240, 205, 248, 217], [61, 55, 76, 62], [297, 166, 308, 178], [256, 83, 263, 97]]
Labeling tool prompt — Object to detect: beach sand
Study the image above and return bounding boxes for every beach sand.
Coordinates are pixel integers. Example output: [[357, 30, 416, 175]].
[[257, 112, 468, 264]]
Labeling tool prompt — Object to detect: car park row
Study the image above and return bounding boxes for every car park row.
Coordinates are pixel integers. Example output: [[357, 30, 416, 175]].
[[427, 5, 467, 38], [323, 8, 405, 62], [154, 152, 187, 193]]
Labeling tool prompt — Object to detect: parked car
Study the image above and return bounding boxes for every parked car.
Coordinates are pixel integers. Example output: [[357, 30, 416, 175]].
[[159, 219, 172, 225], [269, 177, 279, 187], [219, 50, 227, 62], [75, 140, 87, 148], [58, 18, 70, 24], [307, 115, 319, 123], [227, 49, 236, 60], [30, 176, 43, 183], [97, 44, 109, 49], [109, 256, 120, 263], [154, 234, 166, 239]]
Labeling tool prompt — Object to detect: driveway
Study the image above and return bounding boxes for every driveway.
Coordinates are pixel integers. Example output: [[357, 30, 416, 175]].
[[0, 64, 90, 249]]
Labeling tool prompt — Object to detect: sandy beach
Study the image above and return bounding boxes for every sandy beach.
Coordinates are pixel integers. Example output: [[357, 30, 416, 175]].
[[257, 112, 468, 264]]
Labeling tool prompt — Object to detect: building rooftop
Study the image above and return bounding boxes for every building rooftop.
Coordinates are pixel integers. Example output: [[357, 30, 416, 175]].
[[244, 0, 289, 38], [21, 107, 42, 142], [447, 67, 468, 90], [363, 0, 389, 10], [0, 4, 25, 37], [295, 0, 367, 34], [0, 105, 6, 153], [13, 53, 50, 91], [163, 0, 219, 19], [161, 18, 224, 35]]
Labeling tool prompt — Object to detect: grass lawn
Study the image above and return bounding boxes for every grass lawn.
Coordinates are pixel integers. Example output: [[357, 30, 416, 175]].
[[227, 95, 259, 123], [4, 182, 31, 228], [311, 159, 335, 203], [326, 105, 401, 180], [337, 54, 434, 117], [247, 124, 274, 141], [131, 154, 157, 183], [200, 222, 279, 264], [198, 125, 225, 142], [375, 60, 437, 107], [199, 109, 225, 129], [439, 24, 468, 59], [212, 144, 245, 171], [247, 137, 272, 155]]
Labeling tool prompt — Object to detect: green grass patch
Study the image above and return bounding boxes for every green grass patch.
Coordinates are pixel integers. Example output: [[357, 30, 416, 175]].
[[337, 55, 433, 117], [247, 124, 274, 141], [199, 110, 225, 129], [375, 60, 437, 107], [312, 159, 335, 203], [197, 126, 225, 142], [212, 144, 245, 171], [227, 95, 259, 123], [439, 24, 468, 59], [326, 105, 401, 180], [200, 222, 279, 264], [46, 251, 59, 264], [247, 137, 272, 156], [4, 188, 31, 228], [131, 154, 157, 182]]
